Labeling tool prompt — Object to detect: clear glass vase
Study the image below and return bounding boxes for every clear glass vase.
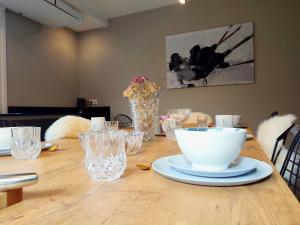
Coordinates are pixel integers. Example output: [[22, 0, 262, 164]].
[[129, 98, 159, 142]]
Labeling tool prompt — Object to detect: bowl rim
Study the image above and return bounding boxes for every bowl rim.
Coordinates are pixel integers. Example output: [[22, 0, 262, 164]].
[[175, 127, 247, 133]]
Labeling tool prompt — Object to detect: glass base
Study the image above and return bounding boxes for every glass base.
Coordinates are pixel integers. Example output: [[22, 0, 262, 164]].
[[11, 149, 41, 160], [85, 156, 126, 181]]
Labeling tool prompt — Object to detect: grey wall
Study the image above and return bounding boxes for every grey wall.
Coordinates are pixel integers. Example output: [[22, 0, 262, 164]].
[[6, 10, 78, 107], [78, 0, 300, 129]]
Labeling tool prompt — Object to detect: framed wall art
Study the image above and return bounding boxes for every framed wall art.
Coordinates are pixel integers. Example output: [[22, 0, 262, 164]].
[[166, 22, 254, 89]]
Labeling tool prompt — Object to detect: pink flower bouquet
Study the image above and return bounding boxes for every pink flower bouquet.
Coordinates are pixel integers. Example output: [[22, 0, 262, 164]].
[[123, 76, 161, 101]]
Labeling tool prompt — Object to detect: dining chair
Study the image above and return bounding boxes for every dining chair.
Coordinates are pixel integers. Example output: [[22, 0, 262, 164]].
[[257, 114, 297, 171], [280, 127, 300, 200], [114, 114, 132, 128], [0, 120, 20, 127], [271, 123, 295, 164], [270, 111, 279, 118]]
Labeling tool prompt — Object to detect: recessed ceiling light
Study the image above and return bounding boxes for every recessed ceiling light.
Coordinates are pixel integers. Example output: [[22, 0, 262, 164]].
[[179, 0, 186, 4]]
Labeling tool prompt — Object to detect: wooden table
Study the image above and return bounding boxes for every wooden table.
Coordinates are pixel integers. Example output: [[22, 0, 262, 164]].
[[0, 137, 299, 225]]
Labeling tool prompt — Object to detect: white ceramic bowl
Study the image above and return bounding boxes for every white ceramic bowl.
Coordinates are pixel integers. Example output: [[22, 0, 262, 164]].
[[175, 128, 246, 171], [0, 127, 12, 149]]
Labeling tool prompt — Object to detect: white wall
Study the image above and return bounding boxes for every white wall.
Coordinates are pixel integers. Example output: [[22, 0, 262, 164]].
[[6, 11, 78, 107], [78, 0, 300, 129]]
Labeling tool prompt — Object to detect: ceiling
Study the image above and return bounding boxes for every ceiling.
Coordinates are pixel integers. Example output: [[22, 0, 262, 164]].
[[65, 0, 179, 32], [0, 0, 179, 32]]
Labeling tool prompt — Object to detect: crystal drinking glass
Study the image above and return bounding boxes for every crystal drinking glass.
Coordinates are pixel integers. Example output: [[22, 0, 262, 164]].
[[11, 127, 41, 160], [124, 131, 144, 156], [104, 121, 119, 130], [81, 130, 126, 181], [161, 119, 182, 140]]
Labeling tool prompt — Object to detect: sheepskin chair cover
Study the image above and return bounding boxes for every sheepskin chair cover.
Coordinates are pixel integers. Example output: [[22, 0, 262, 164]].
[[45, 115, 91, 141], [257, 114, 297, 171], [183, 112, 213, 126]]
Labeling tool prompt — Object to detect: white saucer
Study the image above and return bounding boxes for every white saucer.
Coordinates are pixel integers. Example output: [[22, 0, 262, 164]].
[[168, 155, 257, 178], [152, 156, 273, 186]]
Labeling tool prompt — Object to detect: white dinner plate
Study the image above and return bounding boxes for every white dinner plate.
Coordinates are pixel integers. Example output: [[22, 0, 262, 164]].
[[168, 155, 257, 178], [0, 142, 55, 156], [152, 156, 273, 186]]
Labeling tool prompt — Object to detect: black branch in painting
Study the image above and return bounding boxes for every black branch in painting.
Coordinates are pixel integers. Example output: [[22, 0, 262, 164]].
[[168, 24, 254, 87]]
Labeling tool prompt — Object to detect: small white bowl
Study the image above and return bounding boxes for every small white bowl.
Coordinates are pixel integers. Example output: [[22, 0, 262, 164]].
[[175, 128, 246, 171]]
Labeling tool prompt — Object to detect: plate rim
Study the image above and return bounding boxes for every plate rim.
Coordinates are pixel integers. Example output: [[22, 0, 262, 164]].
[[152, 156, 273, 186], [168, 154, 257, 178]]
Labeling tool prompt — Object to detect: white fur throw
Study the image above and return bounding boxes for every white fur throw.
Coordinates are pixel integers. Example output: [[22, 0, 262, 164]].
[[45, 116, 91, 141], [257, 114, 297, 171], [183, 112, 213, 126]]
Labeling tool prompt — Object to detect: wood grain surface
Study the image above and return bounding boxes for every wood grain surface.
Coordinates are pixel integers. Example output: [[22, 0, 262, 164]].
[[0, 136, 299, 225]]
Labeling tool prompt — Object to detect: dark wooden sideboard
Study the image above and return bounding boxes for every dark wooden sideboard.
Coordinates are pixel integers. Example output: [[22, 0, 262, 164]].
[[0, 106, 110, 140]]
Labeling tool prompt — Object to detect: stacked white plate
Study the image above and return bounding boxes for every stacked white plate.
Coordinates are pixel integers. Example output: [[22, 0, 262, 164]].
[[152, 154, 273, 186]]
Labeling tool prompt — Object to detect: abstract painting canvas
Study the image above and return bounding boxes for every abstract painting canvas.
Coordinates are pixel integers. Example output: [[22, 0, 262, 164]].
[[166, 22, 254, 89]]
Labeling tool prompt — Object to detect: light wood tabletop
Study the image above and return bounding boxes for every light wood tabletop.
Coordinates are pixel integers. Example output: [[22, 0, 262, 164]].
[[0, 136, 299, 225]]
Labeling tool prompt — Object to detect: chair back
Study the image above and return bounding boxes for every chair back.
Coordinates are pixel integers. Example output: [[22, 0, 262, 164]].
[[270, 111, 279, 118], [114, 114, 132, 128], [271, 123, 295, 164], [280, 127, 300, 200]]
